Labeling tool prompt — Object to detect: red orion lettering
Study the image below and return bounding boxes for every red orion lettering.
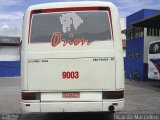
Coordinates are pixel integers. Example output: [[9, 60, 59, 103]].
[[51, 32, 90, 47]]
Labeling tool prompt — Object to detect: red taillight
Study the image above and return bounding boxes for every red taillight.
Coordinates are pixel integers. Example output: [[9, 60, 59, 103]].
[[102, 90, 124, 99], [22, 92, 40, 100], [25, 104, 30, 107]]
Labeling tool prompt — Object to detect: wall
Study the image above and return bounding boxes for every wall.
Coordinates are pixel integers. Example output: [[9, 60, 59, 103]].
[[0, 61, 20, 77], [0, 46, 20, 77], [127, 9, 160, 29], [126, 10, 145, 80], [120, 18, 126, 58], [127, 10, 144, 29], [120, 17, 126, 40], [144, 9, 160, 18], [125, 37, 144, 80]]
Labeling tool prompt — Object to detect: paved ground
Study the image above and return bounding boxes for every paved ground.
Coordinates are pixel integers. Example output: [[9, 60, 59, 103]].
[[0, 77, 160, 120], [123, 80, 160, 114], [0, 77, 21, 113]]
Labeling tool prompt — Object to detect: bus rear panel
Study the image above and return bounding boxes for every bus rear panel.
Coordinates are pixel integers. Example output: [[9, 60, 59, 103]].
[[21, 1, 124, 112]]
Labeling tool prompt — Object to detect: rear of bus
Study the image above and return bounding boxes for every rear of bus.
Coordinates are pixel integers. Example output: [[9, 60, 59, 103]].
[[148, 40, 160, 80], [21, 2, 124, 112]]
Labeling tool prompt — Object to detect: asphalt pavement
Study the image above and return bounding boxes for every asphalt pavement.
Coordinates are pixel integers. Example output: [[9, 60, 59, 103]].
[[0, 77, 160, 120]]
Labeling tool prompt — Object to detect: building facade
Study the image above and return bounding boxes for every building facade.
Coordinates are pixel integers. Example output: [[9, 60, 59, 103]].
[[0, 36, 20, 77], [125, 9, 160, 80], [120, 17, 126, 57]]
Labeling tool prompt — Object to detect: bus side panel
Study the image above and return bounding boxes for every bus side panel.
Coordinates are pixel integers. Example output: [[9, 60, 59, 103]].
[[148, 40, 160, 80], [111, 4, 124, 90], [148, 56, 160, 80]]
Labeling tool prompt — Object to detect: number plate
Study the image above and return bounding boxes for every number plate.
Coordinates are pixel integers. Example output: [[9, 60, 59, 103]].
[[62, 92, 80, 98]]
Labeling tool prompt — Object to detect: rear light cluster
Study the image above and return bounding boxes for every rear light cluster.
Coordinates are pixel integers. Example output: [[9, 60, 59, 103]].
[[22, 92, 40, 100], [102, 90, 124, 99]]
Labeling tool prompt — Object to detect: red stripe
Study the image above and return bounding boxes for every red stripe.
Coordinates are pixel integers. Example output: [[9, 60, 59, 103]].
[[28, 11, 33, 43], [28, 7, 113, 43], [41, 7, 99, 13], [106, 8, 114, 40]]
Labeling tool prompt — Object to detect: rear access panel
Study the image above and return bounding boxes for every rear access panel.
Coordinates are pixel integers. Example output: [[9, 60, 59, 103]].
[[27, 57, 115, 90]]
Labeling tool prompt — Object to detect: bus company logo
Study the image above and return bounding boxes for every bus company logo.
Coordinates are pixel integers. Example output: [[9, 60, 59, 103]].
[[154, 44, 159, 52], [51, 32, 90, 47], [50, 12, 90, 47], [60, 12, 83, 33]]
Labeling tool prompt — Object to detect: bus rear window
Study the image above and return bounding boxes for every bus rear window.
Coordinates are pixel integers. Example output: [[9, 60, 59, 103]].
[[149, 42, 160, 54], [30, 11, 111, 43]]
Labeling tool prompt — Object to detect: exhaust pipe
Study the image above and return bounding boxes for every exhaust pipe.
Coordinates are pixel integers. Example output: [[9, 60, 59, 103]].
[[108, 105, 115, 111]]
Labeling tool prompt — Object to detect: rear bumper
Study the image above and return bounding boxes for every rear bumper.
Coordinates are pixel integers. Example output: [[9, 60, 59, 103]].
[[21, 99, 124, 112]]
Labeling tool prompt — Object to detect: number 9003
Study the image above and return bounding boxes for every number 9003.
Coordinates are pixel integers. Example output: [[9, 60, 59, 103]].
[[62, 71, 79, 79]]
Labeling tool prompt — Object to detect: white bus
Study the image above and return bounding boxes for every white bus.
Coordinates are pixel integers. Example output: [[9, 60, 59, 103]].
[[21, 1, 124, 112], [148, 40, 160, 80]]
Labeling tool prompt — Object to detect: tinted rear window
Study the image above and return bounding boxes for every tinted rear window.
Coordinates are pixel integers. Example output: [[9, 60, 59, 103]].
[[30, 11, 111, 43]]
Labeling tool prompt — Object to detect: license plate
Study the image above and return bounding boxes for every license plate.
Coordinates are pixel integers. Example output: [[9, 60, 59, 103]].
[[62, 92, 80, 98]]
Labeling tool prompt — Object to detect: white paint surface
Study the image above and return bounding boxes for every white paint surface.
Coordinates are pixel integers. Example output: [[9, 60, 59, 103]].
[[21, 1, 124, 112], [0, 46, 20, 61], [144, 28, 160, 63]]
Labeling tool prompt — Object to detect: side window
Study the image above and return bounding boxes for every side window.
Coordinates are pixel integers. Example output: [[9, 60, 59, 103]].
[[135, 28, 143, 38], [135, 29, 138, 38], [147, 28, 160, 36], [126, 31, 133, 40]]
